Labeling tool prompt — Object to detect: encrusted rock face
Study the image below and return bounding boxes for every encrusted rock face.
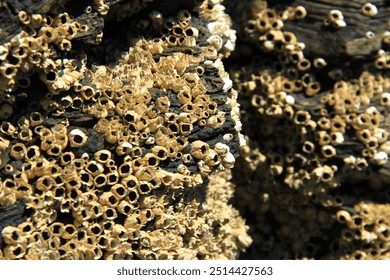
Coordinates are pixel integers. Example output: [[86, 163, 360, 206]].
[[1, 0, 389, 260], [227, 0, 390, 259], [0, 0, 250, 260]]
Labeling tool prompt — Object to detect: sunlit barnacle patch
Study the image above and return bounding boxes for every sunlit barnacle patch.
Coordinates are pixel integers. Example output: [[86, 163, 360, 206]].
[[0, 0, 249, 260]]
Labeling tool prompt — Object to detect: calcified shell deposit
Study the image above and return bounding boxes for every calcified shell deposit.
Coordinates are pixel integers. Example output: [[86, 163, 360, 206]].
[[0, 0, 389, 260]]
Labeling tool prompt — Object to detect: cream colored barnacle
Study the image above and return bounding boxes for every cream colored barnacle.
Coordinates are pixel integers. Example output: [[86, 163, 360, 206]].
[[207, 35, 223, 51], [214, 142, 230, 157], [361, 3, 378, 17], [190, 140, 210, 160], [327, 10, 346, 28], [373, 151, 388, 165], [222, 152, 235, 169], [294, 6, 307, 20]]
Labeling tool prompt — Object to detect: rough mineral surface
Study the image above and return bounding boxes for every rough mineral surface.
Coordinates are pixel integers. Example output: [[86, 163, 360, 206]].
[[0, 0, 389, 260]]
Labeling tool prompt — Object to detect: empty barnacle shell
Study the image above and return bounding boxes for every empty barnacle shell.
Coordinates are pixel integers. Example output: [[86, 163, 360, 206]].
[[302, 141, 315, 154], [330, 132, 344, 145], [336, 210, 352, 223], [1, 122, 16, 136], [2, 226, 24, 245], [68, 128, 88, 147], [222, 152, 236, 169], [214, 142, 230, 157], [184, 26, 198, 37], [25, 145, 41, 160], [87, 223, 103, 237], [93, 174, 107, 188], [361, 3, 378, 17], [297, 58, 311, 72], [144, 153, 159, 167], [373, 151, 388, 165], [151, 146, 168, 160], [380, 92, 390, 106], [190, 140, 210, 160], [294, 6, 307, 20], [60, 39, 72, 51], [328, 10, 344, 22], [356, 129, 371, 143], [92, 150, 111, 163], [313, 165, 334, 182], [111, 183, 128, 200], [47, 144, 63, 156], [59, 96, 73, 108], [138, 181, 153, 195], [50, 222, 65, 237], [80, 86, 96, 100], [294, 110, 311, 125], [18, 128, 33, 142], [29, 112, 44, 126], [118, 162, 132, 177], [86, 160, 104, 176], [10, 143, 27, 160], [321, 145, 337, 158], [166, 35, 178, 46], [36, 176, 55, 191], [4, 244, 26, 259], [115, 200, 134, 218]]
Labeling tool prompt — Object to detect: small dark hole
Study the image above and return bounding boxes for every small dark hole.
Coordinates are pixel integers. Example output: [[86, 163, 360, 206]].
[[129, 191, 137, 201], [46, 71, 57, 81]]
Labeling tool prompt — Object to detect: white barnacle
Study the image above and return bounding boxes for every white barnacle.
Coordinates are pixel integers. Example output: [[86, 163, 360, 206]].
[[222, 77, 233, 91], [373, 151, 388, 165], [223, 133, 234, 142], [214, 142, 230, 156], [365, 31, 375, 39], [207, 21, 226, 35], [68, 128, 88, 148], [285, 95, 295, 105], [207, 35, 223, 51], [222, 152, 235, 168], [223, 39, 235, 52]]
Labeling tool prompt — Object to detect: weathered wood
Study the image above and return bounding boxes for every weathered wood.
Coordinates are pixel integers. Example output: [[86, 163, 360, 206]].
[[0, 4, 21, 45], [0, 200, 27, 248], [282, 0, 390, 58]]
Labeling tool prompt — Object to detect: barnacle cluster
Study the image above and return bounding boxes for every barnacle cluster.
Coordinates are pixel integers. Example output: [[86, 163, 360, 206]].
[[228, 0, 390, 259], [0, 0, 250, 259], [1, 0, 390, 260]]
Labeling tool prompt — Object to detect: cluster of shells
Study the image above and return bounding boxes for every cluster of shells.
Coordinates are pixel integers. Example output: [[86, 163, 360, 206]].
[[0, 0, 389, 259], [0, 0, 250, 259], [228, 0, 390, 259]]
